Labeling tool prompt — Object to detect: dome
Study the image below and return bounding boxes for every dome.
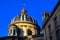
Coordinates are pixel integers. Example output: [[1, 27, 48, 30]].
[[11, 8, 38, 24], [8, 8, 41, 37]]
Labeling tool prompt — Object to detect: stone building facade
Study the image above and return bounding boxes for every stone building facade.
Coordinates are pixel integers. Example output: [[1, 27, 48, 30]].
[[42, 1, 60, 40]]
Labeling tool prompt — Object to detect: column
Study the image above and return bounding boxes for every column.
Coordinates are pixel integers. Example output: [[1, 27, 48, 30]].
[[23, 26, 27, 36]]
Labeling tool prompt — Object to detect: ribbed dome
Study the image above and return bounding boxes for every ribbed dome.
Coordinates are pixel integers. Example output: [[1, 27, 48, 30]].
[[11, 8, 37, 24]]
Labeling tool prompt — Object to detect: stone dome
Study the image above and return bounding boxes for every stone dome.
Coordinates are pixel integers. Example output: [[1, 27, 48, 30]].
[[8, 8, 40, 37], [11, 8, 38, 24]]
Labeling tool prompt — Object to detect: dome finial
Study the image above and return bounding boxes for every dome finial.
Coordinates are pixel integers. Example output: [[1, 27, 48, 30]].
[[21, 8, 27, 15]]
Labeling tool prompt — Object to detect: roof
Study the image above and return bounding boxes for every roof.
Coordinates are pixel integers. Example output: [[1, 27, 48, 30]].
[[0, 36, 25, 40], [0, 35, 44, 40], [42, 0, 60, 29], [11, 9, 38, 25]]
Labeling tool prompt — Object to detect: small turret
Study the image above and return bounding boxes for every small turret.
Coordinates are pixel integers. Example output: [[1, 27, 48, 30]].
[[42, 12, 50, 25]]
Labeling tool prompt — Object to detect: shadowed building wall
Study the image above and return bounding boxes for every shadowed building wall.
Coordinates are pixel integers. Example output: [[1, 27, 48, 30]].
[[42, 1, 60, 40]]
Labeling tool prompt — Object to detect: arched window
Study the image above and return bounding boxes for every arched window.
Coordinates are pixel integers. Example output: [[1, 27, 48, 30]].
[[9, 30, 12, 36], [9, 24, 18, 36], [17, 29, 20, 36], [27, 29, 32, 35], [13, 29, 15, 35], [17, 28, 24, 36]]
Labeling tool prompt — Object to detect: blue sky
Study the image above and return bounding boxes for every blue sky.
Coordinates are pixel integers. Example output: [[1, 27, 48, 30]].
[[0, 0, 58, 37]]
